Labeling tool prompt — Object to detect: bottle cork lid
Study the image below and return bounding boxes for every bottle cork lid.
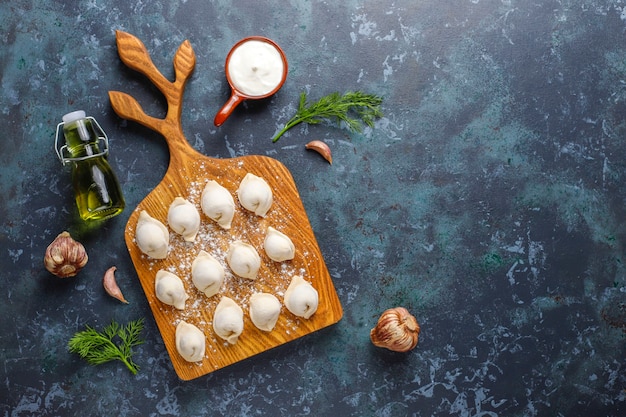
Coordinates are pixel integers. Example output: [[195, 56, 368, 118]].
[[62, 110, 86, 124]]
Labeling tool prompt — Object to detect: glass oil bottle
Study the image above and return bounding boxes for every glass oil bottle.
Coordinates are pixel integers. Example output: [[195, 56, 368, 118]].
[[55, 110, 125, 221]]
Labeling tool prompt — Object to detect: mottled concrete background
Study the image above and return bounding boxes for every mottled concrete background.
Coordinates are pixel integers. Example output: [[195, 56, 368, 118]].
[[1, 0, 625, 416]]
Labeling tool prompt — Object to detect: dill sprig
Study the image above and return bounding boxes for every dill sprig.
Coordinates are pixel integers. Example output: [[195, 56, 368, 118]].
[[272, 91, 383, 142], [68, 318, 145, 375]]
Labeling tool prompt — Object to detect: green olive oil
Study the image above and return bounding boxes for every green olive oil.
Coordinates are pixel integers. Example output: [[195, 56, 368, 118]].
[[58, 111, 125, 221]]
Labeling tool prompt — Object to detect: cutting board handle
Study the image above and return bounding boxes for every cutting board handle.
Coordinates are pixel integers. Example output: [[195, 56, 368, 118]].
[[109, 30, 198, 167]]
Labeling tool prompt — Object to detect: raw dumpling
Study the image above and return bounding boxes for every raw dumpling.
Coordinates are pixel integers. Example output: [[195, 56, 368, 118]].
[[191, 250, 224, 298], [201, 180, 235, 229], [284, 275, 318, 319], [249, 293, 281, 332], [155, 269, 189, 310], [213, 296, 244, 344], [236, 173, 273, 217], [226, 241, 261, 280], [175, 321, 205, 362], [263, 227, 295, 262], [167, 197, 201, 242], [135, 210, 169, 259]]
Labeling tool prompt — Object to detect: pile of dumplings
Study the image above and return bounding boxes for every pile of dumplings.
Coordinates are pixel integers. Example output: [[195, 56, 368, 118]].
[[134, 172, 319, 363]]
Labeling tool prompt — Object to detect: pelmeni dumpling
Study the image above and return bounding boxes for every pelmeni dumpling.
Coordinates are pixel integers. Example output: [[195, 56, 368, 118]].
[[191, 250, 224, 298], [264, 227, 295, 262], [201, 180, 235, 229], [249, 293, 281, 332], [167, 197, 201, 242], [284, 275, 318, 319], [236, 173, 273, 217], [135, 210, 169, 259], [155, 270, 189, 310], [175, 321, 205, 362], [213, 296, 244, 344], [226, 241, 261, 280]]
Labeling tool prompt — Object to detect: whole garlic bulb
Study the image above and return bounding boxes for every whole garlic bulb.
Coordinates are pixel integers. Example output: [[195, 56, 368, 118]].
[[370, 307, 420, 352], [44, 231, 88, 278]]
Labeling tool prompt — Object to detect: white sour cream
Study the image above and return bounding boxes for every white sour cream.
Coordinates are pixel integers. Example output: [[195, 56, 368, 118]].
[[227, 40, 285, 97]]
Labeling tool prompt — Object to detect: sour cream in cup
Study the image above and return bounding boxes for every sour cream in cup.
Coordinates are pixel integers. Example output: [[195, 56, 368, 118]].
[[214, 37, 288, 126]]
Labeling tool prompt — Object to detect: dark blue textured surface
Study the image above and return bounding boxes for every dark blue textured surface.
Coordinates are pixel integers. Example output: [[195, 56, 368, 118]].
[[1, 1, 625, 416]]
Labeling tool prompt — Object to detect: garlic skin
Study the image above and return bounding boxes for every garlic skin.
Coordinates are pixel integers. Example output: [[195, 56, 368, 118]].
[[284, 275, 318, 319], [167, 197, 201, 242], [213, 296, 244, 344], [44, 231, 88, 278], [103, 266, 128, 303], [155, 270, 189, 310], [236, 173, 273, 217], [226, 241, 261, 280], [370, 307, 420, 352], [191, 250, 224, 298], [135, 210, 169, 259], [263, 227, 295, 262], [201, 180, 235, 230], [175, 321, 205, 362], [249, 293, 281, 332]]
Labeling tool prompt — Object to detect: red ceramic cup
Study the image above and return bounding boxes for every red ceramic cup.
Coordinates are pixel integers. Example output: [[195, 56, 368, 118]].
[[214, 36, 288, 127]]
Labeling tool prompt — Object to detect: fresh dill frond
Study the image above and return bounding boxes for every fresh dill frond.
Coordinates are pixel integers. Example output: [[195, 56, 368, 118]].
[[68, 318, 145, 375], [272, 91, 383, 142]]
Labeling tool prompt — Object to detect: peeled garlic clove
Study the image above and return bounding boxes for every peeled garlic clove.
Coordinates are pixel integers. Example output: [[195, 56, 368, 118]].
[[305, 140, 332, 164], [226, 240, 261, 280], [201, 180, 235, 230], [167, 197, 201, 242], [284, 275, 318, 319], [263, 227, 295, 262], [44, 231, 88, 278], [135, 210, 169, 259], [103, 266, 129, 304], [370, 307, 420, 352], [175, 320, 205, 362], [213, 296, 244, 344], [236, 173, 273, 217]]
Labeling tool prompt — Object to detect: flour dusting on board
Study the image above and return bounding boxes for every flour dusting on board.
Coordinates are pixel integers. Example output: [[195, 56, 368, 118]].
[[128, 159, 318, 371]]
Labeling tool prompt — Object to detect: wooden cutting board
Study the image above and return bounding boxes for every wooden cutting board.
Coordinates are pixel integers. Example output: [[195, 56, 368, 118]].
[[109, 31, 342, 381]]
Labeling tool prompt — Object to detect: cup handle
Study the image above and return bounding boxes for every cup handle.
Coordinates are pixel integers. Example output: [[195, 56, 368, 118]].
[[214, 91, 245, 127]]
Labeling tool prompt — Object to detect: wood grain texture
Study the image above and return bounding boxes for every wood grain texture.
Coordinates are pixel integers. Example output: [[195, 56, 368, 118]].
[[109, 31, 342, 380]]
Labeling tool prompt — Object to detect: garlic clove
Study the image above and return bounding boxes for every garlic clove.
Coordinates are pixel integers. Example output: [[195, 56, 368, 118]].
[[44, 231, 88, 278], [305, 140, 332, 164], [103, 266, 129, 304], [370, 307, 420, 352]]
